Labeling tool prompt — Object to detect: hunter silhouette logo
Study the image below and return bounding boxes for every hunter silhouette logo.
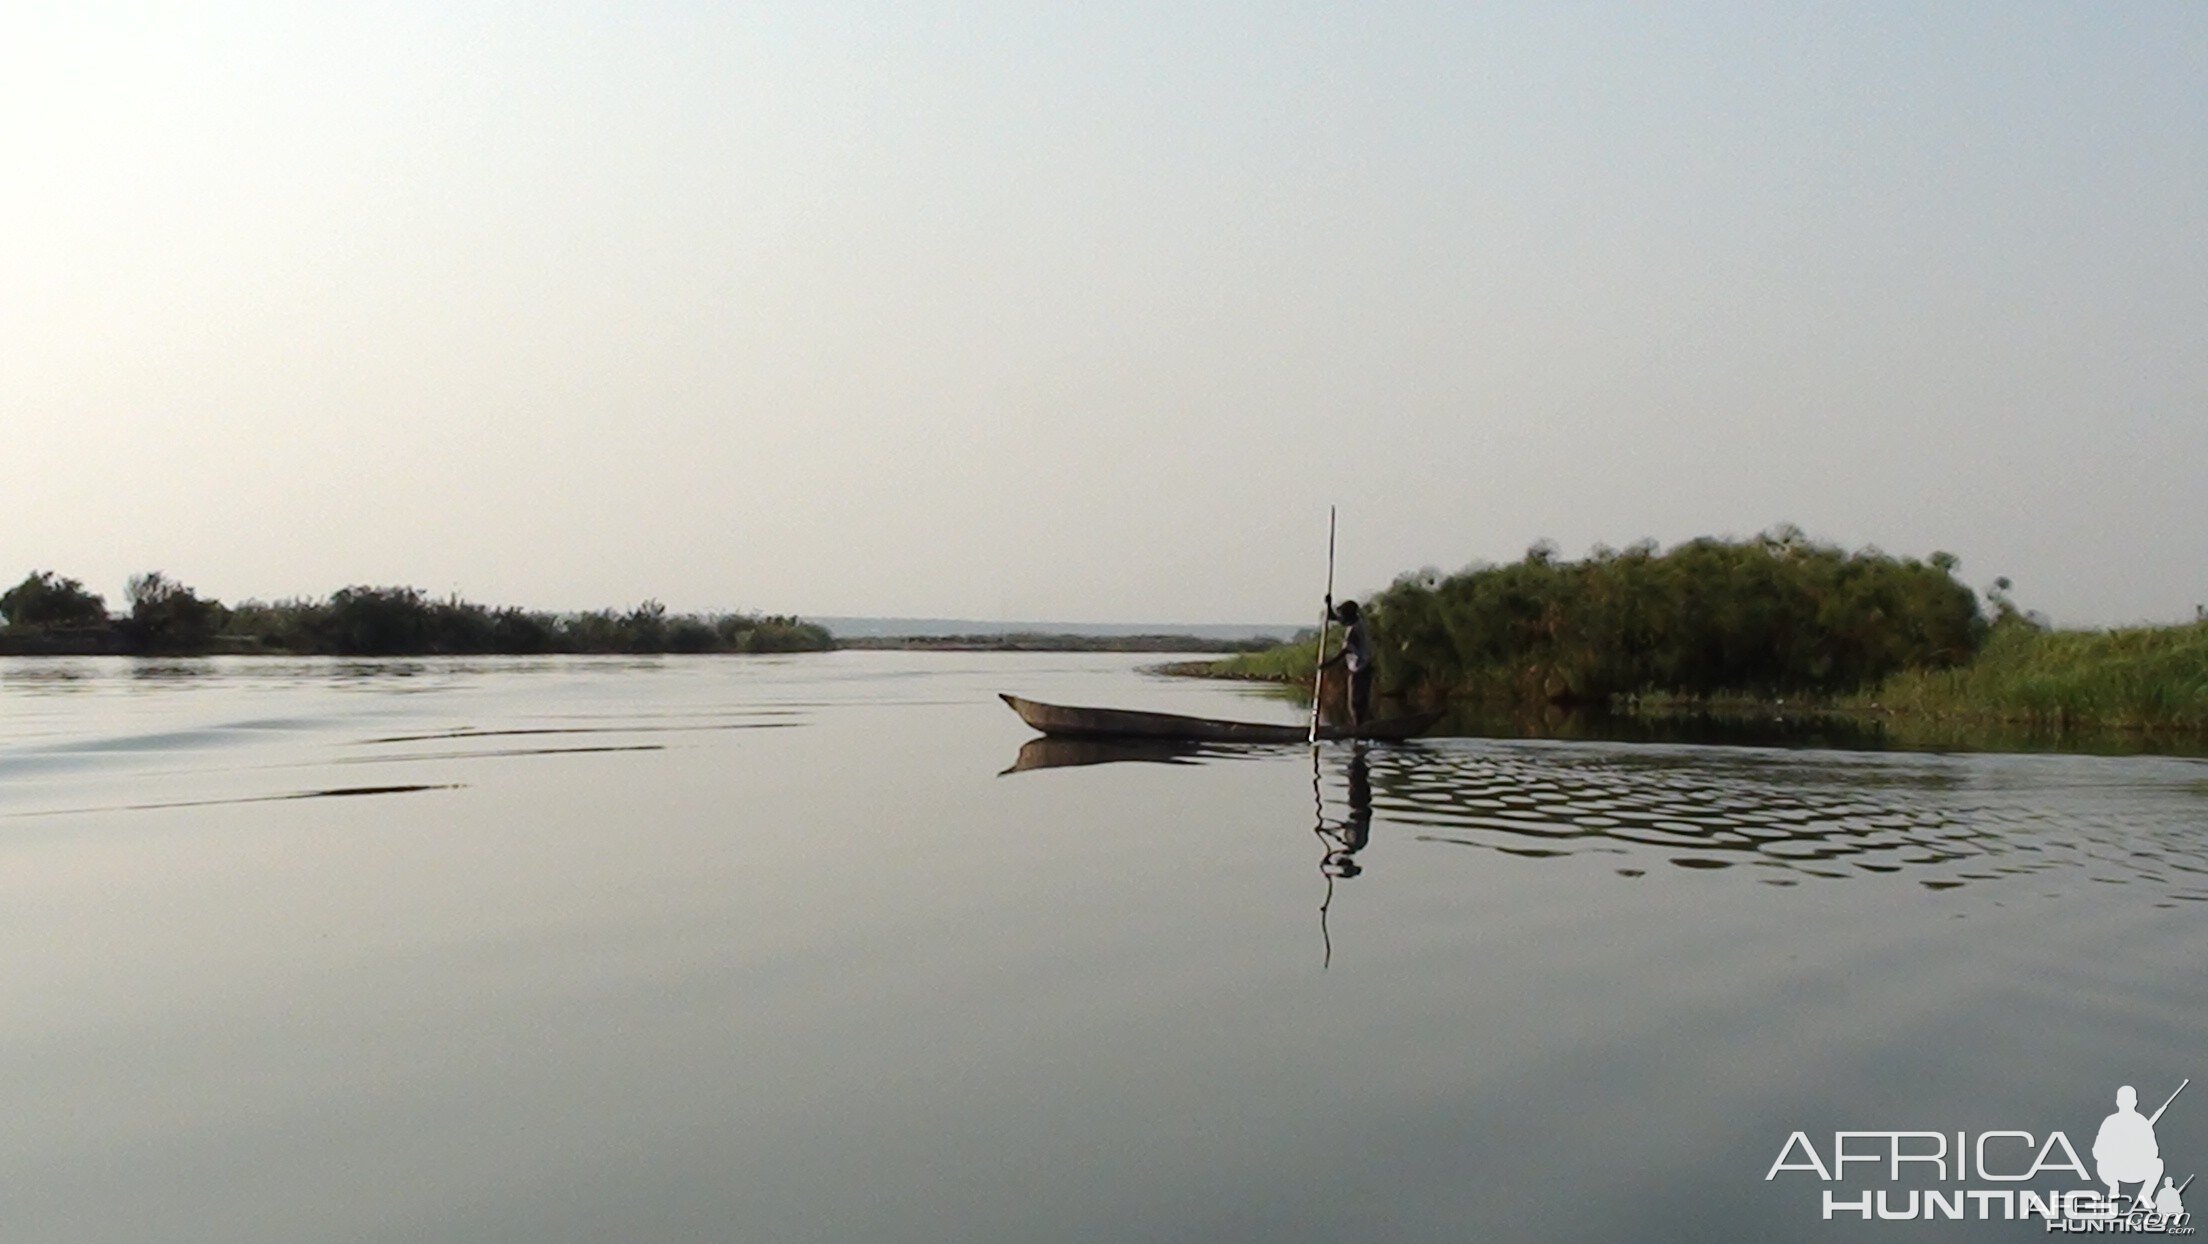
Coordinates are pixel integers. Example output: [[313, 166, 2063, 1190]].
[[2096, 1083, 2183, 1208], [1765, 1078, 2196, 1230]]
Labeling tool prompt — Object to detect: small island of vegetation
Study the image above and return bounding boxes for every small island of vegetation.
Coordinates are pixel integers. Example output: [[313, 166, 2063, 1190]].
[[0, 571, 832, 657], [1189, 526, 2208, 738]]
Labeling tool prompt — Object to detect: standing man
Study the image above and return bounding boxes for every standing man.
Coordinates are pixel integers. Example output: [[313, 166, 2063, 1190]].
[[1319, 596, 1375, 729]]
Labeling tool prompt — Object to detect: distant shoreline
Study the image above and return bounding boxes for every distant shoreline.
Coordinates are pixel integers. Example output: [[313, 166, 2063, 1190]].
[[833, 632, 1279, 654], [1, 571, 1304, 659], [0, 574, 833, 658], [0, 633, 1277, 658], [810, 616, 1300, 643]]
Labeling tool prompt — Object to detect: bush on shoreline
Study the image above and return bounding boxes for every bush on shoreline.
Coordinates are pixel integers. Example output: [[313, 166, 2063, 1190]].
[[1210, 528, 1990, 704]]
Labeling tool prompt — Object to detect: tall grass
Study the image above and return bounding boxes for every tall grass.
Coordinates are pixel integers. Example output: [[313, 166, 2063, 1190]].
[[1853, 620, 2208, 731], [1204, 630, 1332, 681]]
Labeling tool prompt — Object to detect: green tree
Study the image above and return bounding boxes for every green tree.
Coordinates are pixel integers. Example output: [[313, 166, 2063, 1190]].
[[324, 586, 434, 654], [0, 571, 108, 630], [624, 600, 669, 652], [122, 572, 227, 652]]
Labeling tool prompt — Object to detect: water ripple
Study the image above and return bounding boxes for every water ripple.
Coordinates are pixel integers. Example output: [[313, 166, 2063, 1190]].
[[8, 783, 463, 818], [1355, 741, 2208, 900]]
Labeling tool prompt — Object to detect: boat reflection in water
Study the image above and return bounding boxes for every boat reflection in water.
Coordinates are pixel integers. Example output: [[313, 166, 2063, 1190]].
[[999, 735, 1229, 774]]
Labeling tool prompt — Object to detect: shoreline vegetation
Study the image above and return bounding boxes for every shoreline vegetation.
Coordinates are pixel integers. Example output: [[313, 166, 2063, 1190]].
[[1179, 527, 2208, 740], [0, 571, 1278, 659], [9, 534, 2202, 744], [0, 572, 833, 657]]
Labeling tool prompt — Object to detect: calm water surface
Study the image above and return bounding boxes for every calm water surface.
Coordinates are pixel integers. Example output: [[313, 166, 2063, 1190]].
[[4, 653, 2205, 1242]]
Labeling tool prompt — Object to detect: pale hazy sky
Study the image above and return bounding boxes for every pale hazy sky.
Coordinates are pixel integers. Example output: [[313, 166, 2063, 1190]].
[[5, 3, 2203, 625]]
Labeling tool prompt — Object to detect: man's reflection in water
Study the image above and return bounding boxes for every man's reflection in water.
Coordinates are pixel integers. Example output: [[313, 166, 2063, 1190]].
[[1316, 743, 1374, 967], [1319, 744, 1374, 877]]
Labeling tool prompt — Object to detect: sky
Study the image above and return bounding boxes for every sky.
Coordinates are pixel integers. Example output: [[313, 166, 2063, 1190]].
[[4, 2, 2203, 627]]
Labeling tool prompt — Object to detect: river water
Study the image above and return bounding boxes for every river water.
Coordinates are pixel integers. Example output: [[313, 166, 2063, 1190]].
[[4, 652, 2204, 1242]]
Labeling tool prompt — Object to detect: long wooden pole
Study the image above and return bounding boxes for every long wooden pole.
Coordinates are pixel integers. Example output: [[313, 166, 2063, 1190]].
[[1308, 506, 1336, 746]]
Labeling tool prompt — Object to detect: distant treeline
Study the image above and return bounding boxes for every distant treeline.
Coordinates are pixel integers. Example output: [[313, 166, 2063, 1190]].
[[842, 632, 1283, 654], [0, 571, 831, 657], [1212, 527, 1990, 705]]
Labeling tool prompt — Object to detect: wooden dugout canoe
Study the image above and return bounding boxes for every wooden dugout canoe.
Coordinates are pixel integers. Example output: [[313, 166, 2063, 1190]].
[[999, 694, 1441, 743]]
